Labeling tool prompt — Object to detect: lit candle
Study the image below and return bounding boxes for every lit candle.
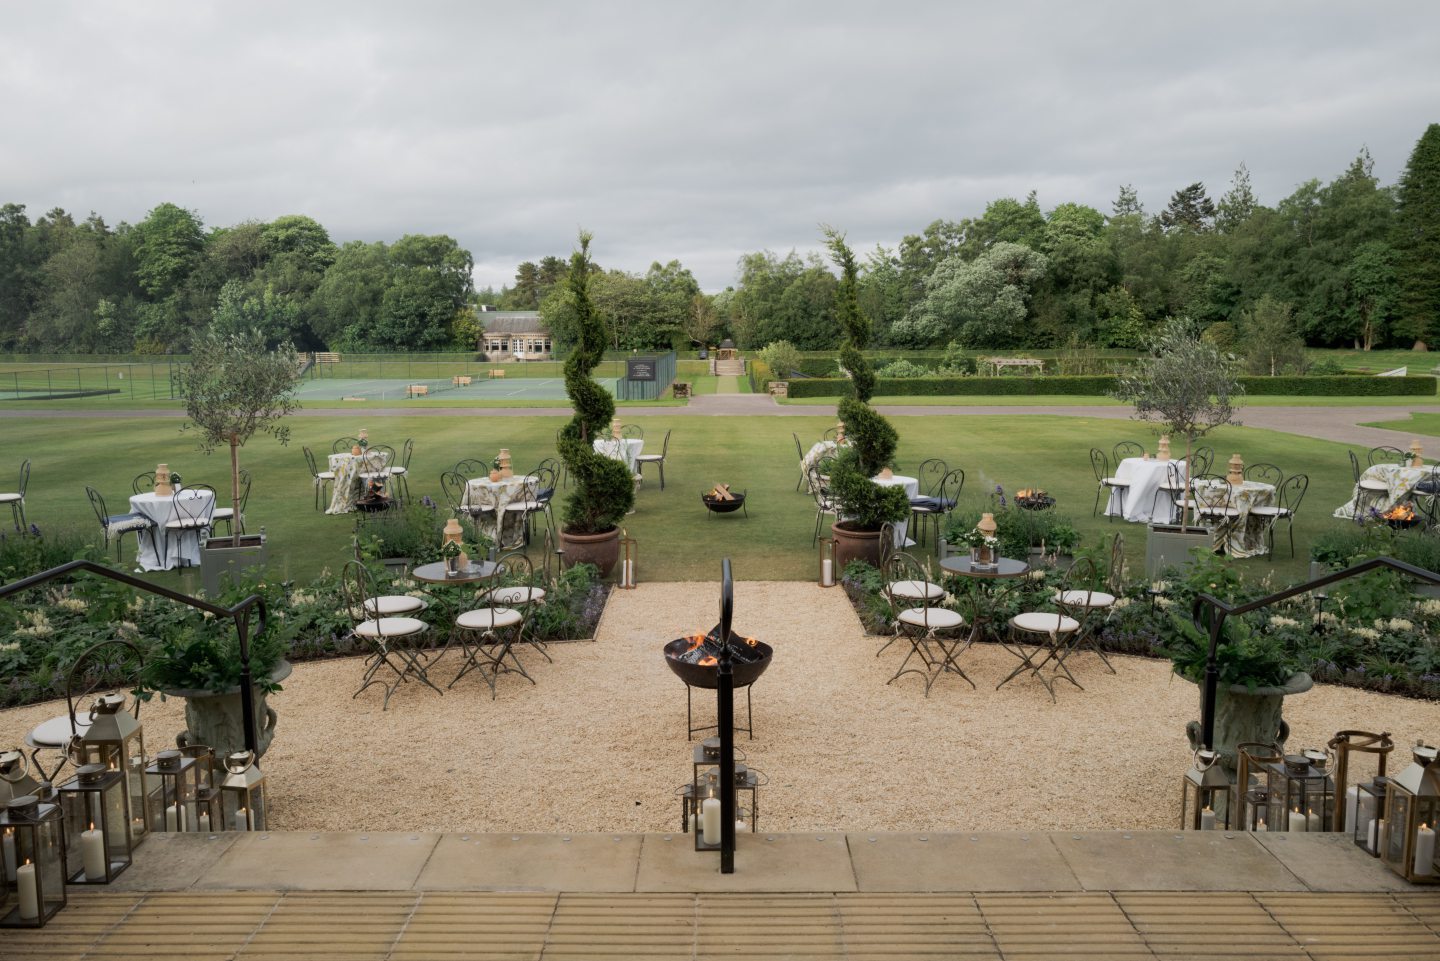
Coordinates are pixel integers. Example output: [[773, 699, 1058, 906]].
[[165, 803, 186, 832], [1200, 807, 1216, 831], [2, 827, 15, 882], [688, 813, 696, 834], [701, 798, 721, 846], [16, 858, 39, 920], [1344, 786, 1358, 834], [1306, 807, 1321, 833], [130, 817, 145, 841], [81, 822, 107, 880], [233, 807, 250, 832], [821, 559, 833, 587], [1414, 823, 1436, 877], [197, 812, 211, 834], [1372, 818, 1386, 854], [1288, 808, 1308, 833], [1256, 818, 1267, 832], [623, 559, 634, 587]]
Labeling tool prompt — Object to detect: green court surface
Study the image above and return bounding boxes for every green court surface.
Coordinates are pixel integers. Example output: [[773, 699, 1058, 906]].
[[292, 376, 619, 402]]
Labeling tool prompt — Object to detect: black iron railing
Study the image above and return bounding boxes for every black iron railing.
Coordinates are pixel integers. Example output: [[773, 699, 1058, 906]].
[[716, 558, 737, 874]]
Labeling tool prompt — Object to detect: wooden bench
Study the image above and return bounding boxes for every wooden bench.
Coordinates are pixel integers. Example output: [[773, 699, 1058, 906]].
[[770, 381, 789, 397], [314, 352, 341, 364], [981, 357, 1045, 376], [405, 384, 429, 397], [671, 382, 691, 398], [451, 375, 472, 386], [488, 369, 506, 380]]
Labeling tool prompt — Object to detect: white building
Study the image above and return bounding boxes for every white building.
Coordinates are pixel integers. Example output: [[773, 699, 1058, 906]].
[[479, 311, 553, 360]]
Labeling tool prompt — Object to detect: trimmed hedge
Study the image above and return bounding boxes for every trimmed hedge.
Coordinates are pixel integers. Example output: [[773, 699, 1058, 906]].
[[784, 374, 1437, 398]]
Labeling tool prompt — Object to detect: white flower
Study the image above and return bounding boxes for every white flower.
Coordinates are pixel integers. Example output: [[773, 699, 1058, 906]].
[[118, 621, 139, 636], [1268, 615, 1301, 629], [56, 598, 87, 612], [1318, 611, 1339, 625], [0, 641, 19, 653], [1386, 618, 1415, 633], [1112, 597, 1133, 611], [942, 593, 957, 607], [1150, 580, 1171, 593], [1027, 570, 1047, 581], [1416, 599, 1440, 617], [13, 611, 53, 638], [288, 591, 315, 607], [1352, 627, 1381, 641], [1154, 596, 1174, 609]]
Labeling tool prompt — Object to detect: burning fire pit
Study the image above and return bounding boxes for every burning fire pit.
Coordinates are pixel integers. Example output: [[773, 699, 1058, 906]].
[[1383, 502, 1420, 529], [1016, 488, 1055, 511], [664, 623, 773, 738]]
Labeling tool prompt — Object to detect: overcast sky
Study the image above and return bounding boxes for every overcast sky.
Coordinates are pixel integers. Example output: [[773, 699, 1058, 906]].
[[2, 2, 1436, 291]]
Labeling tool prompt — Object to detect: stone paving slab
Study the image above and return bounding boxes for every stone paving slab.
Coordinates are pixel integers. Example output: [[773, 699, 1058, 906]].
[[847, 831, 1081, 891], [1052, 830, 1309, 891], [416, 832, 642, 891], [109, 830, 239, 891], [194, 831, 439, 890], [1254, 831, 1417, 892], [633, 831, 858, 892]]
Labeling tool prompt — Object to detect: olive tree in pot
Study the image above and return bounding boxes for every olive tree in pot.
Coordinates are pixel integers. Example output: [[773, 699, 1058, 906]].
[[176, 328, 300, 596], [824, 228, 910, 569], [554, 233, 633, 576]]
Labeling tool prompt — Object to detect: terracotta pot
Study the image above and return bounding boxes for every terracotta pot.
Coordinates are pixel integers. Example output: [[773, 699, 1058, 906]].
[[489, 469, 502, 482], [560, 527, 621, 577], [832, 521, 884, 572]]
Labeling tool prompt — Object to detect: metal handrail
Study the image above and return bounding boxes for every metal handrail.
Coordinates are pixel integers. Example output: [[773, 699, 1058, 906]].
[[716, 557, 736, 874], [0, 560, 269, 756], [1192, 555, 1440, 752]]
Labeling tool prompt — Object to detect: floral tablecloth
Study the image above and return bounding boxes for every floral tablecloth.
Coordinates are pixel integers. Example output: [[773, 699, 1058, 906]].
[[1105, 457, 1186, 524], [593, 437, 643, 476], [326, 449, 390, 514], [1334, 464, 1440, 520], [1192, 479, 1275, 558], [463, 474, 540, 548]]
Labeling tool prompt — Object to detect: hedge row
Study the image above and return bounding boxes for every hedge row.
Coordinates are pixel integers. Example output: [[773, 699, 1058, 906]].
[[783, 374, 1437, 398]]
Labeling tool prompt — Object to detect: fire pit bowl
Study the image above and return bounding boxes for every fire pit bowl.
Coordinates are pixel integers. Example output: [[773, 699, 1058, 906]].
[[1383, 503, 1421, 529], [664, 634, 773, 689], [701, 490, 748, 516]]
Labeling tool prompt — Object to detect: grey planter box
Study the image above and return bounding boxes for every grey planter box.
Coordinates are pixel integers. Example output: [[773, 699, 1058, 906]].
[[201, 533, 269, 597], [1144, 524, 1211, 579]]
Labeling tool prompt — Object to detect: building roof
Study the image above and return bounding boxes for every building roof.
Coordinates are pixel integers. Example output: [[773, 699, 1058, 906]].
[[481, 312, 546, 335]]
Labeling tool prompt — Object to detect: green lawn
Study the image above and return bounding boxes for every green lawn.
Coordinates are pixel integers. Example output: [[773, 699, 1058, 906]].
[[6, 411, 1363, 589], [781, 394, 1435, 408], [1360, 412, 1440, 437]]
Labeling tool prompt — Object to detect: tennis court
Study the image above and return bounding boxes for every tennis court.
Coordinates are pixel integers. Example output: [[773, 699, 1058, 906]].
[[292, 376, 617, 402]]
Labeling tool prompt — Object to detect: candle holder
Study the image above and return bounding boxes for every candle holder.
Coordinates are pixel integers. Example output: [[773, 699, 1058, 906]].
[[0, 796, 66, 928], [1236, 741, 1283, 832], [144, 750, 201, 833], [818, 536, 836, 588], [618, 531, 637, 589], [71, 690, 149, 849], [682, 738, 759, 851], [218, 751, 266, 832], [1329, 730, 1394, 835], [0, 750, 42, 806], [58, 763, 131, 884], [1379, 744, 1440, 883], [179, 745, 219, 834], [1355, 776, 1389, 856], [1261, 750, 1335, 832], [1181, 748, 1232, 831]]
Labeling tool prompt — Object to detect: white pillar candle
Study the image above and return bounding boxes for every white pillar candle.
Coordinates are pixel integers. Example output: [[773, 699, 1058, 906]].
[[16, 859, 39, 920], [1256, 818, 1267, 832], [1200, 807, 1216, 831], [81, 824, 107, 880], [1306, 808, 1321, 833], [165, 803, 186, 832], [701, 798, 721, 846], [1344, 786, 1358, 834], [688, 813, 696, 834], [197, 812, 211, 834], [2, 828, 15, 882], [1373, 819, 1386, 854], [130, 818, 145, 842], [1414, 823, 1436, 877], [233, 807, 250, 832], [1288, 808, 1308, 833], [821, 559, 833, 587]]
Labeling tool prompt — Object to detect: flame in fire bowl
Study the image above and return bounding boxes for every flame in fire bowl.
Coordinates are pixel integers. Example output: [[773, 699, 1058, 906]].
[[663, 630, 774, 689]]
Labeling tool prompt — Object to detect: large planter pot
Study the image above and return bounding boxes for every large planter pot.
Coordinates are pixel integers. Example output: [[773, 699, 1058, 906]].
[[1144, 524, 1211, 579], [201, 533, 268, 598], [168, 660, 292, 760], [560, 527, 621, 577], [832, 521, 884, 572], [1185, 671, 1313, 771]]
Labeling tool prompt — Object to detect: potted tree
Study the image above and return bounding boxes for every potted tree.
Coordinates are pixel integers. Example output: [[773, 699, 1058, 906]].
[[1112, 317, 1241, 577], [176, 328, 300, 596], [555, 233, 633, 575], [823, 228, 910, 569]]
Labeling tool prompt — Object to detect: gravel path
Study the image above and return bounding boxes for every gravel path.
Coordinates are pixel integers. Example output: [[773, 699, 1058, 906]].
[[2, 581, 1432, 833]]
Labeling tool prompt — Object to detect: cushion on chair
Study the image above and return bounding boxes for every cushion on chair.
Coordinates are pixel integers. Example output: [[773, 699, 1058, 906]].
[[1103, 478, 1129, 487], [315, 471, 336, 481], [389, 465, 407, 475], [897, 607, 964, 629], [363, 595, 428, 616], [1358, 479, 1389, 491], [635, 454, 663, 462], [1054, 589, 1115, 608], [0, 492, 22, 502], [211, 507, 234, 519], [355, 616, 428, 638], [888, 579, 944, 601], [484, 586, 546, 605], [1011, 612, 1080, 634], [1248, 505, 1291, 517], [107, 514, 151, 532], [536, 487, 555, 501], [908, 496, 955, 512], [456, 607, 523, 630], [165, 518, 210, 529]]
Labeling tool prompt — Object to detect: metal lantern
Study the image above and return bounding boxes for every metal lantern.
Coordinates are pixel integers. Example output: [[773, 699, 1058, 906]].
[[144, 751, 202, 833], [218, 752, 266, 832], [1236, 742, 1283, 833], [57, 763, 131, 884], [619, 531, 637, 589], [0, 796, 66, 928], [72, 692, 148, 846], [1262, 751, 1336, 832], [180, 745, 220, 834], [1380, 744, 1440, 883], [1354, 776, 1389, 856], [818, 536, 836, 588], [1, 750, 42, 805], [1330, 730, 1394, 834], [682, 738, 758, 851], [1181, 749, 1232, 830]]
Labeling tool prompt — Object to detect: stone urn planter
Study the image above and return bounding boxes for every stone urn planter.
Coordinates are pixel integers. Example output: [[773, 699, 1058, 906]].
[[169, 660, 292, 760], [832, 521, 884, 572], [1185, 671, 1313, 771], [560, 528, 620, 577]]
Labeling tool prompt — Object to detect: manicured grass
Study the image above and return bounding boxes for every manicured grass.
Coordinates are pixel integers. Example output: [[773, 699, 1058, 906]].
[[1308, 348, 1439, 374], [6, 411, 1362, 589], [781, 394, 1439, 408], [1360, 413, 1440, 437]]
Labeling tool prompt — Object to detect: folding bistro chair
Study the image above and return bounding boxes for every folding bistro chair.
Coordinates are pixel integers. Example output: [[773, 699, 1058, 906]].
[[85, 487, 153, 563], [1, 459, 29, 532], [450, 555, 534, 698], [1000, 558, 1100, 702], [303, 446, 335, 511], [1251, 473, 1308, 558], [636, 429, 671, 490], [1090, 448, 1129, 519], [882, 551, 968, 696], [1112, 441, 1144, 463], [342, 560, 437, 710]]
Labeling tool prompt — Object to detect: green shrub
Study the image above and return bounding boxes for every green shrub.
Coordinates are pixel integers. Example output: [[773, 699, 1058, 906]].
[[758, 340, 803, 378], [874, 358, 931, 378], [785, 374, 1437, 398], [1239, 375, 1435, 396]]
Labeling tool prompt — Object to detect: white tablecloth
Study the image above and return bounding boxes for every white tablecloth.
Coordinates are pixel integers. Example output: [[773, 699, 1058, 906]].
[[594, 437, 643, 475], [326, 450, 390, 514], [129, 489, 215, 571], [873, 473, 918, 547], [463, 474, 540, 548], [1105, 457, 1187, 524], [1334, 463, 1440, 519]]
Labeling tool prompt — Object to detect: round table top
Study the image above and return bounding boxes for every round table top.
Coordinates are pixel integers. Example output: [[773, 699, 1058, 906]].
[[410, 560, 498, 584], [939, 555, 1029, 578]]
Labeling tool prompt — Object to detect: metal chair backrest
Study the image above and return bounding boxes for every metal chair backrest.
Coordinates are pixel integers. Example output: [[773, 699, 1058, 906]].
[[303, 446, 321, 479], [1245, 463, 1283, 487], [85, 486, 109, 531], [882, 550, 928, 613], [1113, 441, 1143, 463], [1369, 446, 1407, 467], [621, 423, 643, 440], [822, 426, 840, 442], [333, 437, 360, 454], [1163, 461, 1185, 491], [236, 469, 253, 513], [1349, 450, 1364, 484], [530, 464, 558, 493], [454, 458, 486, 479], [1106, 533, 1126, 593], [1059, 556, 1102, 614], [488, 552, 535, 630], [1192, 475, 1231, 513], [1089, 448, 1110, 484], [915, 458, 948, 495], [793, 432, 804, 460], [1277, 473, 1309, 513], [399, 438, 414, 470], [937, 468, 966, 509], [340, 560, 381, 630], [171, 484, 216, 527], [439, 471, 467, 512], [133, 472, 156, 495], [1192, 447, 1214, 476], [64, 639, 144, 738], [658, 429, 671, 458], [15, 459, 29, 496], [364, 445, 394, 473], [877, 521, 896, 574]]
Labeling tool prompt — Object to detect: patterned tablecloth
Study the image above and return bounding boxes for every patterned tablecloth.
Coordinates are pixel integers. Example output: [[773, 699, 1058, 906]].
[[463, 474, 540, 548], [1191, 479, 1275, 558], [129, 489, 215, 571], [1105, 457, 1186, 524], [1334, 463, 1440, 520], [593, 438, 643, 475], [801, 440, 842, 493], [326, 450, 390, 514]]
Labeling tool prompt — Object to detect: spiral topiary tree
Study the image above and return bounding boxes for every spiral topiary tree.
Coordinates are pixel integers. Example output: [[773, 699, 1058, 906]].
[[556, 232, 634, 540]]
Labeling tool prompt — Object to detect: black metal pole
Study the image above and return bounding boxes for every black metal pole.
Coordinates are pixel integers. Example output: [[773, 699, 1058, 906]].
[[717, 558, 736, 874], [237, 609, 258, 756], [1199, 609, 1226, 752]]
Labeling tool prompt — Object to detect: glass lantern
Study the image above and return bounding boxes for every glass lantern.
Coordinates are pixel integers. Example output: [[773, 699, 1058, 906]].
[[619, 532, 637, 589], [1353, 776, 1388, 856], [818, 536, 836, 588], [73, 693, 148, 847], [1330, 730, 1394, 835], [144, 751, 201, 833], [0, 796, 66, 928], [1236, 742, 1283, 833], [180, 745, 219, 834], [1380, 744, 1440, 883], [1181, 749, 1233, 830], [219, 752, 266, 832], [1262, 752, 1335, 832], [1, 749, 42, 805], [58, 763, 131, 884]]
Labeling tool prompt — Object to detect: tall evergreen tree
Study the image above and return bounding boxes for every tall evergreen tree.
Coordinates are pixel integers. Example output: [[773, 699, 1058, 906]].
[[1394, 123, 1440, 347], [1159, 183, 1217, 233], [1216, 163, 1258, 234]]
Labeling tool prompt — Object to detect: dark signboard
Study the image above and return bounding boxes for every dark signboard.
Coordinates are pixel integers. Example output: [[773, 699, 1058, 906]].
[[627, 357, 657, 381]]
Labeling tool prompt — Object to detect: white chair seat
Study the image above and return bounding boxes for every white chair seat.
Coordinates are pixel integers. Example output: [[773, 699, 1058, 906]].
[[888, 579, 944, 601], [363, 595, 428, 616], [1055, 589, 1115, 608], [355, 616, 428, 638], [211, 507, 235, 519], [315, 471, 336, 481], [484, 586, 546, 605], [456, 607, 523, 630], [389, 465, 408, 475], [165, 518, 210, 529], [1103, 478, 1129, 487], [1249, 506, 1291, 517], [0, 492, 22, 503], [1012, 612, 1080, 634], [635, 454, 663, 462], [1358, 480, 1389, 491], [28, 713, 92, 747], [504, 502, 537, 512], [1197, 507, 1240, 517], [897, 607, 964, 630]]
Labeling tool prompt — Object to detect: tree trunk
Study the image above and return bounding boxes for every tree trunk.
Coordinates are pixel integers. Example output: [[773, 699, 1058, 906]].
[[1184, 433, 1195, 527], [229, 435, 241, 549]]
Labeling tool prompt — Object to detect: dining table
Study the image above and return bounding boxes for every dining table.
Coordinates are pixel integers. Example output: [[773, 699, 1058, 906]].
[[326, 449, 390, 514], [939, 554, 1032, 681], [1191, 478, 1276, 558], [128, 487, 215, 570], [872, 472, 917, 547], [461, 474, 540, 548], [594, 437, 643, 475], [1104, 457, 1186, 524], [1334, 463, 1440, 520]]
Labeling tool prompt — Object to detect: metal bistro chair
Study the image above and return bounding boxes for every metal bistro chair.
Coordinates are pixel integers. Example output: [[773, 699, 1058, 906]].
[[875, 521, 943, 659], [910, 467, 964, 549], [85, 486, 153, 563], [482, 551, 552, 663], [451, 554, 534, 698], [1149, 460, 1187, 525], [530, 459, 561, 514], [1052, 555, 1117, 675], [210, 469, 251, 537], [1090, 449, 1129, 520], [810, 460, 839, 546], [1112, 441, 1144, 463], [620, 423, 644, 441], [1369, 446, 1408, 467], [1349, 451, 1389, 514], [504, 466, 556, 548], [822, 425, 841, 443], [793, 433, 807, 492], [303, 446, 336, 511], [882, 551, 968, 696], [1191, 447, 1215, 477], [1001, 557, 1100, 702], [1, 459, 29, 532], [387, 438, 415, 503], [342, 561, 437, 710], [360, 444, 395, 494], [132, 471, 156, 496], [1245, 463, 1283, 488], [636, 429, 671, 490], [332, 437, 361, 454], [161, 484, 216, 569], [1251, 473, 1309, 558]]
